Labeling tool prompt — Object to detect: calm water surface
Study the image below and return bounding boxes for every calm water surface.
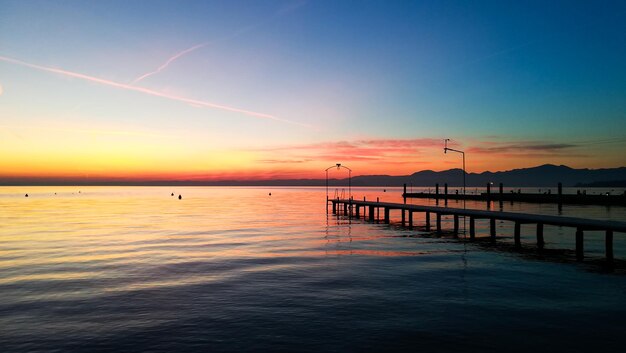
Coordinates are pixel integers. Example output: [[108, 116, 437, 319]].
[[1, 186, 626, 352]]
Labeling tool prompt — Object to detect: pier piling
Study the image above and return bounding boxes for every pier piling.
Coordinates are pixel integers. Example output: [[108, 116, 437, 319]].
[[514, 221, 521, 247], [537, 223, 544, 248], [436, 213, 442, 234], [330, 199, 626, 263], [576, 227, 584, 261], [606, 230, 614, 264], [403, 184, 407, 204]]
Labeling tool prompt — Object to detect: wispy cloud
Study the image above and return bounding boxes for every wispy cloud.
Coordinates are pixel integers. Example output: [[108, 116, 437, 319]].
[[131, 42, 208, 84], [259, 138, 443, 154], [252, 138, 444, 164], [467, 142, 578, 154], [257, 158, 313, 164], [0, 55, 307, 127]]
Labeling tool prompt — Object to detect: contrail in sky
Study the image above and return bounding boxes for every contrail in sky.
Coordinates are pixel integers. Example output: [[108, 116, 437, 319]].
[[0, 55, 307, 127], [130, 1, 309, 85], [131, 42, 208, 84]]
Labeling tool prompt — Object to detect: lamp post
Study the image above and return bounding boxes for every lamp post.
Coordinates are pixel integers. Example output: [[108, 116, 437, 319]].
[[444, 139, 467, 237], [325, 163, 352, 201], [443, 139, 466, 197]]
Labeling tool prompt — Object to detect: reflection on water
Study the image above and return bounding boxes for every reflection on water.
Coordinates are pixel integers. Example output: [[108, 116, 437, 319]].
[[1, 186, 626, 352]]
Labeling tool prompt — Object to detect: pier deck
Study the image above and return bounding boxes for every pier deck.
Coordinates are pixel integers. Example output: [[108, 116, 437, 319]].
[[329, 198, 626, 263], [402, 192, 626, 206]]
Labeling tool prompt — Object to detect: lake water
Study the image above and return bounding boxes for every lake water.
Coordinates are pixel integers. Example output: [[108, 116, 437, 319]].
[[1, 186, 626, 352]]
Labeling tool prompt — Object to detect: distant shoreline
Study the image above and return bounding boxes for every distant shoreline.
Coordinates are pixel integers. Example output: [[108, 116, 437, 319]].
[[2, 164, 625, 188]]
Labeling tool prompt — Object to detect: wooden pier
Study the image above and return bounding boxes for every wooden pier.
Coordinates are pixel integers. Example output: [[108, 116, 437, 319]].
[[402, 183, 626, 206], [329, 198, 626, 263]]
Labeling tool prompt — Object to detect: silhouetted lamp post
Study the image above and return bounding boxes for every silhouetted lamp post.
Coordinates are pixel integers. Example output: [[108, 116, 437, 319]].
[[443, 139, 466, 197], [325, 163, 352, 201]]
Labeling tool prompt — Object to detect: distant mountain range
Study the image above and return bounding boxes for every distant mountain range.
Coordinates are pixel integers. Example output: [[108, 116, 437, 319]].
[[3, 164, 626, 187], [345, 164, 626, 187]]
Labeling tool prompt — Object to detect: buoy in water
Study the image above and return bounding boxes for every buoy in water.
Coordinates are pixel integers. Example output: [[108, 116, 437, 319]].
[[178, 195, 182, 200], [25, 194, 29, 197], [171, 193, 174, 196], [269, 192, 272, 196]]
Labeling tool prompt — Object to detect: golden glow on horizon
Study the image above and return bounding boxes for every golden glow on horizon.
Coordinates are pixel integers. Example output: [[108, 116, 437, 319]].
[[1, 122, 623, 180]]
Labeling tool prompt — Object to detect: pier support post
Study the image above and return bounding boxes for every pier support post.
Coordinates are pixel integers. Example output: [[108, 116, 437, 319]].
[[344, 203, 348, 216], [401, 209, 405, 226], [408, 211, 413, 229], [606, 230, 614, 264], [332, 202, 336, 214], [514, 221, 521, 248], [490, 218, 496, 240], [453, 215, 459, 235], [425, 212, 431, 231], [576, 227, 584, 261], [403, 184, 407, 204], [537, 223, 544, 248], [487, 183, 491, 201], [384, 208, 390, 224], [355, 205, 360, 218], [369, 206, 375, 221], [469, 217, 475, 240], [435, 184, 439, 205], [499, 183, 504, 208], [436, 213, 442, 234], [444, 183, 448, 205]]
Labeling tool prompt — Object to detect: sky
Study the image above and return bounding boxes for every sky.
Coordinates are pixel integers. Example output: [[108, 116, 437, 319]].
[[1, 0, 625, 182]]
